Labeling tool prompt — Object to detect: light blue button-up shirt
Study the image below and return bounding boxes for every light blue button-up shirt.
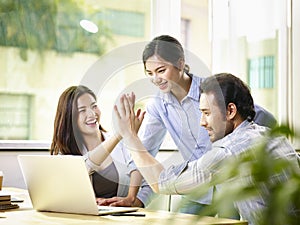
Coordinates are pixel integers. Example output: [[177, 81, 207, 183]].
[[139, 75, 211, 162], [158, 121, 299, 225]]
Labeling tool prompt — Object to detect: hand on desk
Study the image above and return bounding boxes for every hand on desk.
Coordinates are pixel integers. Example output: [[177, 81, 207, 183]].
[[96, 196, 144, 207]]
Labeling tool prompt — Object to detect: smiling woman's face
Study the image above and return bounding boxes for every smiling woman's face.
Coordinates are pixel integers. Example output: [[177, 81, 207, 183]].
[[145, 55, 182, 93], [76, 93, 101, 136]]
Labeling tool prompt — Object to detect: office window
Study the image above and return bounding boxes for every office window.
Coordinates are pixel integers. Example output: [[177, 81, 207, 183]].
[[0, 0, 151, 142], [248, 56, 275, 89], [0, 1, 112, 57], [181, 18, 190, 49], [210, 0, 287, 119], [99, 9, 145, 37], [0, 0, 212, 144], [56, 11, 109, 55], [0, 93, 32, 140]]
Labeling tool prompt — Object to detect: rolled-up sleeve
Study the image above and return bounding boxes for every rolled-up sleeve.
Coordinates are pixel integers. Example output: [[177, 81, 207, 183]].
[[158, 146, 226, 195], [158, 161, 189, 194], [136, 179, 155, 207]]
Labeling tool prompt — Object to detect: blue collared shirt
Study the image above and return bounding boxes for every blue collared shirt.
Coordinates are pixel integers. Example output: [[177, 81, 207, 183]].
[[158, 121, 299, 224], [139, 75, 211, 162]]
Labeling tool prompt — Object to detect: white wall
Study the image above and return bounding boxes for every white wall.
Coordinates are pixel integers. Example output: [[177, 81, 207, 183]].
[[0, 151, 49, 189]]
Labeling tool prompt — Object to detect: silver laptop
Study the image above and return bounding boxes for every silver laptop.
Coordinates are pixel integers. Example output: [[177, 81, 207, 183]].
[[18, 154, 139, 215]]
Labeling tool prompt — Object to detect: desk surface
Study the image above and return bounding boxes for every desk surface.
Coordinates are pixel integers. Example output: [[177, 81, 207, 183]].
[[0, 188, 247, 225]]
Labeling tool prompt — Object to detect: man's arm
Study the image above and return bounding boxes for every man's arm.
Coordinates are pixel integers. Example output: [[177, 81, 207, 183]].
[[114, 93, 219, 195], [123, 134, 164, 193]]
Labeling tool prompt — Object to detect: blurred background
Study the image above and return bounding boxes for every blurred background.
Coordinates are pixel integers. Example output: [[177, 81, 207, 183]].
[[0, 0, 299, 151]]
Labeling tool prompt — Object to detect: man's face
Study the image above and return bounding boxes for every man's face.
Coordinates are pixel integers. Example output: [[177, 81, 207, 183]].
[[199, 92, 231, 143]]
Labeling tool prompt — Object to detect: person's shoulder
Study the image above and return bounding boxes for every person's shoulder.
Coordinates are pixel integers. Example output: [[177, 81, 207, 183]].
[[253, 104, 277, 128], [234, 121, 269, 140], [145, 95, 162, 110], [188, 74, 205, 97], [217, 122, 268, 151], [146, 91, 170, 109], [249, 121, 271, 133], [190, 73, 205, 83]]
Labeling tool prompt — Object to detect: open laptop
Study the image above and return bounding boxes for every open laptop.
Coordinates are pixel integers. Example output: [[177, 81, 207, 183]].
[[18, 154, 139, 215]]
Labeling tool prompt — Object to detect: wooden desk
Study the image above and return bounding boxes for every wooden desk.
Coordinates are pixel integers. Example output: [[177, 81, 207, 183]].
[[0, 188, 247, 225]]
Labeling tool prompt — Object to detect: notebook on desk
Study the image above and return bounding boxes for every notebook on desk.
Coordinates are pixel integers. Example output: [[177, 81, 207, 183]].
[[17, 154, 139, 215]]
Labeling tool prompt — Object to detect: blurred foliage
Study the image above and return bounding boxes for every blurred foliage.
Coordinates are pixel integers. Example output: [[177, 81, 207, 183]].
[[0, 0, 113, 61], [176, 124, 300, 225]]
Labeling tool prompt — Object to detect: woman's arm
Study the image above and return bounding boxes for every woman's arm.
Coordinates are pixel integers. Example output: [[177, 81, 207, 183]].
[[114, 94, 164, 193], [87, 134, 121, 167], [88, 93, 145, 167], [97, 170, 144, 207], [124, 170, 144, 206]]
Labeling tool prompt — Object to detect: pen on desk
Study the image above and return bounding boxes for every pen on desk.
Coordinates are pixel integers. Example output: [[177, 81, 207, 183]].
[[111, 213, 146, 217], [11, 197, 24, 203]]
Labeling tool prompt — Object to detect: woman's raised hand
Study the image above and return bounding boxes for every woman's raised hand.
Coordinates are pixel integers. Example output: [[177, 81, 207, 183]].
[[127, 92, 145, 133], [113, 92, 145, 139]]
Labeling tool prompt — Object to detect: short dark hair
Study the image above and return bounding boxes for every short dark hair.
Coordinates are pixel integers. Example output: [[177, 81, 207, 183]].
[[200, 73, 256, 121]]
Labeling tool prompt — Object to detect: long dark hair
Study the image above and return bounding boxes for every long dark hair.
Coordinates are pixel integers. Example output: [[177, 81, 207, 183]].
[[200, 73, 256, 121], [50, 85, 106, 155], [142, 35, 190, 74]]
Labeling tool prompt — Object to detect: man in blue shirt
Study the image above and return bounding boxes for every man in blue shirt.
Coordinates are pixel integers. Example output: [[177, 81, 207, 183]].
[[114, 73, 299, 225]]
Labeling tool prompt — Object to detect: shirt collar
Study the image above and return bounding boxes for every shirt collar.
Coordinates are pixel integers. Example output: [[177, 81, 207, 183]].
[[187, 74, 201, 101], [212, 120, 252, 146], [160, 73, 201, 104], [235, 120, 253, 130], [225, 120, 253, 138]]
